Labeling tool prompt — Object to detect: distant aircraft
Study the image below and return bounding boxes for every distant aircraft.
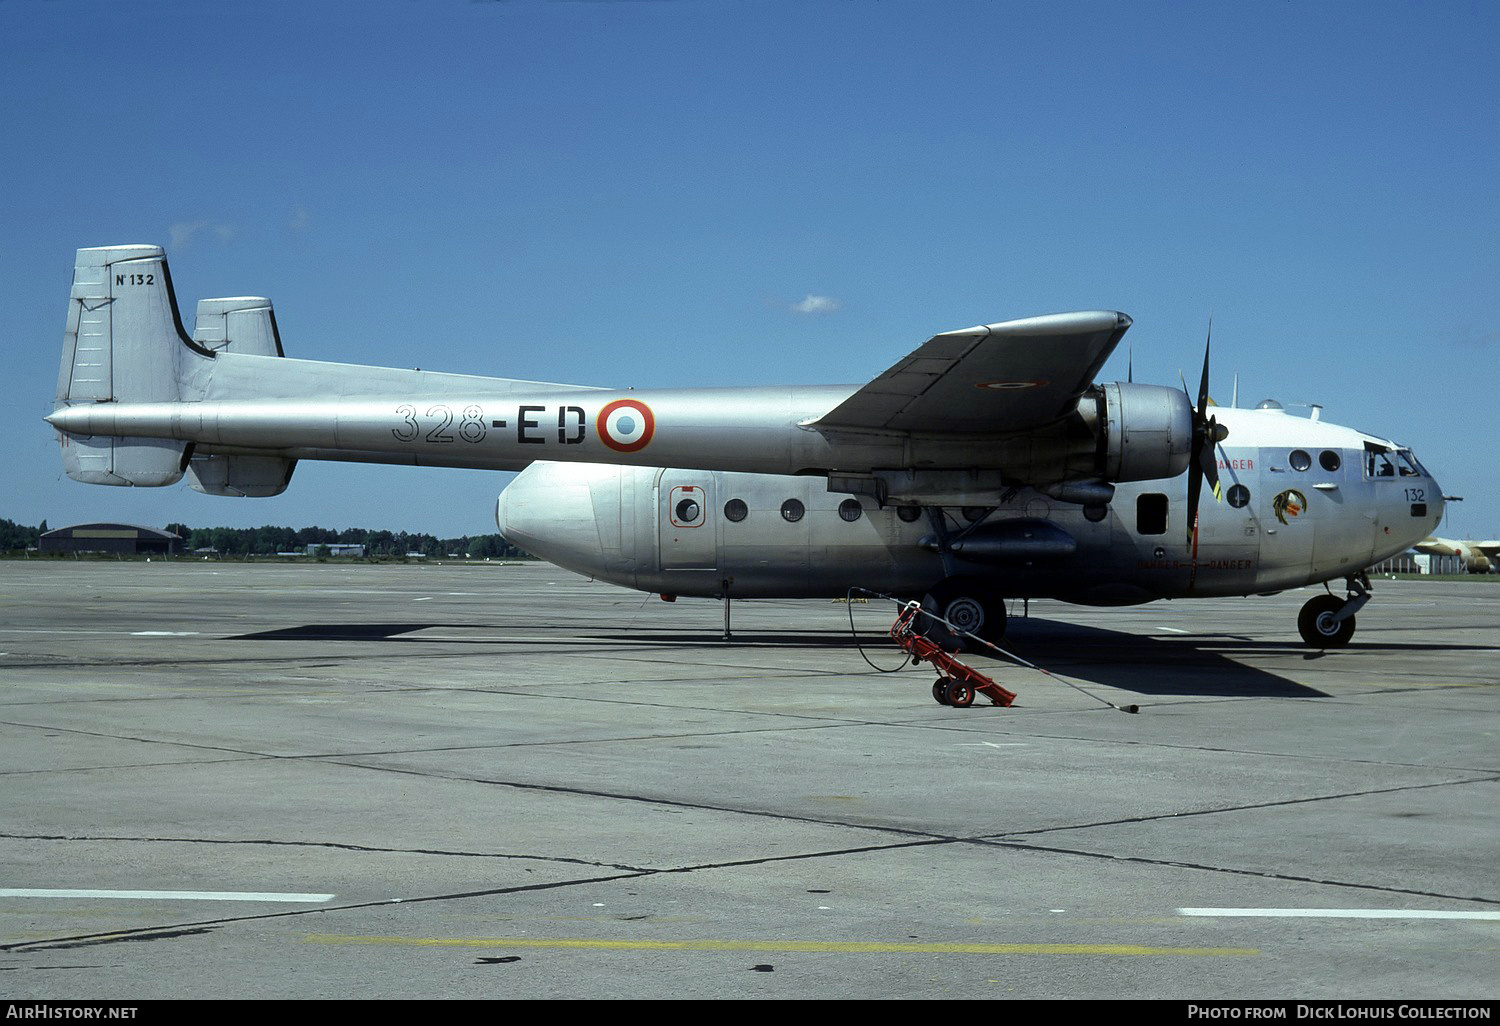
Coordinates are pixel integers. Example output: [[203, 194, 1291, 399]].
[[48, 245, 1444, 649], [1414, 536, 1500, 573]]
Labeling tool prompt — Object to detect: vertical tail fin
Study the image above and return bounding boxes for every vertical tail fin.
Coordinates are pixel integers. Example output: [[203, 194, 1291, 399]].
[[57, 245, 209, 405], [53, 245, 208, 486]]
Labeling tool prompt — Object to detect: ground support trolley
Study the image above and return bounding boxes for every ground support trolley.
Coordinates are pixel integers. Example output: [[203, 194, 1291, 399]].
[[890, 602, 1018, 708]]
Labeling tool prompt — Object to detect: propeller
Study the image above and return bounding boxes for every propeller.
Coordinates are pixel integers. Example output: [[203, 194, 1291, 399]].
[[1185, 323, 1229, 545]]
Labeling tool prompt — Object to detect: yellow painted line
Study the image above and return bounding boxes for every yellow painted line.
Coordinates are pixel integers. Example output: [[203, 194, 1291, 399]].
[[304, 934, 1256, 956]]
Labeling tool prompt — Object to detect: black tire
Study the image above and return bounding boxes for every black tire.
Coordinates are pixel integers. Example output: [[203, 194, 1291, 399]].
[[944, 680, 976, 708], [1298, 594, 1356, 648], [932, 679, 950, 705], [921, 577, 1006, 648]]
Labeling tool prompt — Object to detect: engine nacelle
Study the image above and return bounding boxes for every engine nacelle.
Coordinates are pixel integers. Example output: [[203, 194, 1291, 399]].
[[1094, 382, 1192, 484]]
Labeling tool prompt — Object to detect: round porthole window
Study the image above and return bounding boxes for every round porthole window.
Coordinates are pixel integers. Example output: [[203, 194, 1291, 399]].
[[838, 498, 863, 522], [675, 499, 701, 523], [724, 498, 748, 523], [1290, 449, 1312, 471], [896, 505, 922, 523], [962, 506, 988, 522], [780, 498, 805, 523], [1227, 484, 1251, 508], [1319, 450, 1341, 472]]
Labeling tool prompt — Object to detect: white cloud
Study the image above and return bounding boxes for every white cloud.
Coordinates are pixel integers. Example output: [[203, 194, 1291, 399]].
[[169, 220, 234, 250], [791, 294, 839, 315]]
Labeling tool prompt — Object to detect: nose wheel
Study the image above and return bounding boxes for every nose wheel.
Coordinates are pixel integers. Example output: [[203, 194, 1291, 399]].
[[1297, 572, 1371, 649]]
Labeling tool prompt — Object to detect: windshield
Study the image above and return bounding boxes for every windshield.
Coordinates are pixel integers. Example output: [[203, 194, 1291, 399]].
[[1365, 443, 1428, 479], [1396, 448, 1427, 477]]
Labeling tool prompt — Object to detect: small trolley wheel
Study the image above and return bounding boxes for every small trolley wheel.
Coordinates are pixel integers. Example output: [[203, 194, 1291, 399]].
[[944, 680, 975, 708], [932, 679, 951, 705]]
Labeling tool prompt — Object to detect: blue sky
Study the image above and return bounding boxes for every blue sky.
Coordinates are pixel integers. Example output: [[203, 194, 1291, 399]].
[[2, 0, 1496, 539]]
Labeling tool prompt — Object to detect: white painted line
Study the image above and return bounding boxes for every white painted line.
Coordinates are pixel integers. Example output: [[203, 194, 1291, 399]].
[[0, 629, 140, 636], [1156, 627, 1190, 634], [413, 597, 433, 602], [1178, 908, 1500, 921], [0, 888, 334, 903], [130, 631, 200, 637]]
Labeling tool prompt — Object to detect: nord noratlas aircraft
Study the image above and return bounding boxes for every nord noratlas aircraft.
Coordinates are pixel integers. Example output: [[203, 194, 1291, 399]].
[[46, 245, 1444, 648]]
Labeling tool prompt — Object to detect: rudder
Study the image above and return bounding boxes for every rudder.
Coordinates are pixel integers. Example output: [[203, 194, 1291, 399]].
[[53, 245, 207, 486]]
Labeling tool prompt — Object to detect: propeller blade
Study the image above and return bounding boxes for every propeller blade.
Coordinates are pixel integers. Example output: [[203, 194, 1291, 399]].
[[1186, 446, 1203, 545], [1184, 319, 1220, 545], [1197, 319, 1213, 414]]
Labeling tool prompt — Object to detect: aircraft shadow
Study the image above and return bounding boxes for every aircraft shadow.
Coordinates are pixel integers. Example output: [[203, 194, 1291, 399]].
[[226, 618, 1363, 700]]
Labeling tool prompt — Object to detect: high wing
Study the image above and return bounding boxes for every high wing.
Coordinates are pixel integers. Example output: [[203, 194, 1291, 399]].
[[809, 311, 1131, 433]]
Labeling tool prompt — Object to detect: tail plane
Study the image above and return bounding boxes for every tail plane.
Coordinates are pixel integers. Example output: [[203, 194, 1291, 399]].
[[53, 245, 296, 495]]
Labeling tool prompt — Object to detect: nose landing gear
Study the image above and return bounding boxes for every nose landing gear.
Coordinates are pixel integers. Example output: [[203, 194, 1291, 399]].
[[1297, 571, 1372, 648]]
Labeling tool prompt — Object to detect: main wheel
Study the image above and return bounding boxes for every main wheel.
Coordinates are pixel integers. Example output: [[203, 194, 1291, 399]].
[[944, 680, 976, 708], [921, 577, 1006, 649], [1298, 594, 1356, 648]]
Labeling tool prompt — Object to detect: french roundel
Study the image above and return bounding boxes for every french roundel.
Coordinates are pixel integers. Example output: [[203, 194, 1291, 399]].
[[597, 399, 656, 453]]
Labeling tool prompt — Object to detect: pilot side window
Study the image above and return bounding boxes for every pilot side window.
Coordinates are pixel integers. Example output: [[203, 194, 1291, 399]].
[[1137, 493, 1168, 536], [1366, 450, 1398, 478]]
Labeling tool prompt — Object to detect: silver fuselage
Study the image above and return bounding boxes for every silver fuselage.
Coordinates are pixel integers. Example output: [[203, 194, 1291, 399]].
[[497, 405, 1443, 604]]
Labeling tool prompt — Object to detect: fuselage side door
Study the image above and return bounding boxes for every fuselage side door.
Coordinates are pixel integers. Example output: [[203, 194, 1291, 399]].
[[658, 471, 717, 570]]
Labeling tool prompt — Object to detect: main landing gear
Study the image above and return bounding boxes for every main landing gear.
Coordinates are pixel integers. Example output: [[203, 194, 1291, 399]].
[[1297, 571, 1373, 649], [920, 576, 1007, 649]]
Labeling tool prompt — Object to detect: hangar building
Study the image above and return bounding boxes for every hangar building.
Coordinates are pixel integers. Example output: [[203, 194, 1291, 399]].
[[39, 524, 182, 556]]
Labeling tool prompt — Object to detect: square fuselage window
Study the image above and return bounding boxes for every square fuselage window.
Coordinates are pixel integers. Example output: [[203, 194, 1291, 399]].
[[1137, 493, 1168, 535]]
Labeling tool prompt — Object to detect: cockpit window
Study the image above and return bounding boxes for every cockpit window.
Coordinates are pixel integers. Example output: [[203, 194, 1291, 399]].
[[1395, 449, 1426, 477], [1366, 451, 1396, 477], [1364, 442, 1426, 479]]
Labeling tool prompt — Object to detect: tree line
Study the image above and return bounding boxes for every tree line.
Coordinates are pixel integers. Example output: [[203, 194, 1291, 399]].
[[0, 517, 531, 559]]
